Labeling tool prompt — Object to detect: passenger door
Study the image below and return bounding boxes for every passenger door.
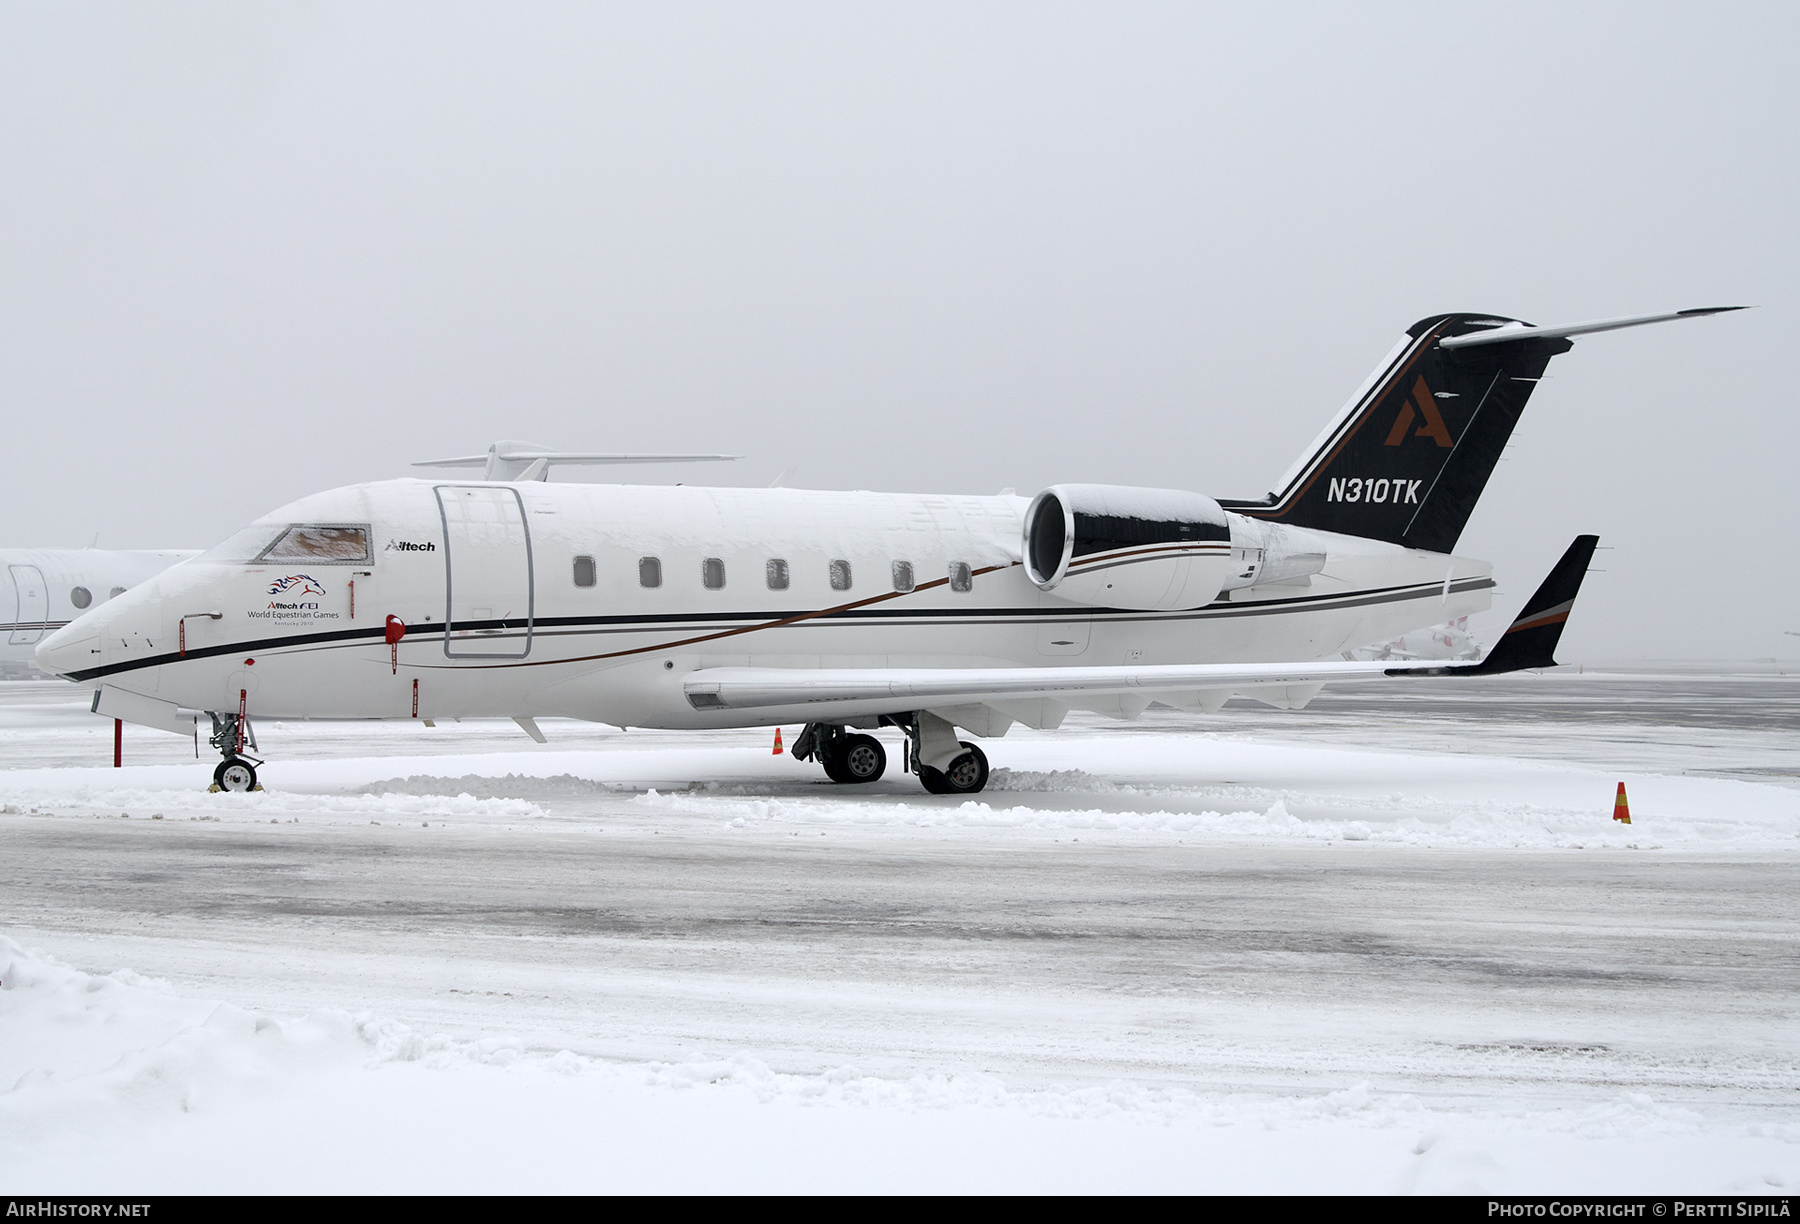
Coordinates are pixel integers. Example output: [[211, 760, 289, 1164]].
[[435, 486, 534, 658]]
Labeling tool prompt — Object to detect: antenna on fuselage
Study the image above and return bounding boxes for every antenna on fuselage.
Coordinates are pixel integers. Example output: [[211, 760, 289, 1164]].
[[412, 439, 741, 482]]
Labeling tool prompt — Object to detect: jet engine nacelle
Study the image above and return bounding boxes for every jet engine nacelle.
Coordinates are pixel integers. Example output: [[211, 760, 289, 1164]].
[[1023, 484, 1236, 610]]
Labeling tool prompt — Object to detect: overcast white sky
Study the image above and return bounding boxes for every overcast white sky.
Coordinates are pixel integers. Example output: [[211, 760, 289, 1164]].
[[1, 2, 1792, 657]]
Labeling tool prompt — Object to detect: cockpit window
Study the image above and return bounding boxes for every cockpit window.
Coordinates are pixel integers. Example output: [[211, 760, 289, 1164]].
[[257, 525, 371, 564]]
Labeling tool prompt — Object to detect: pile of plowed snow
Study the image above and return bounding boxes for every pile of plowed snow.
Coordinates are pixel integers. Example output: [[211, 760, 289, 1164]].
[[633, 781, 1800, 850]]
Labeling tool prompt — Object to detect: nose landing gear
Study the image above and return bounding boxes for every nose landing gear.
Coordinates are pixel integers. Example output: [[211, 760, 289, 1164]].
[[213, 757, 260, 793], [206, 711, 264, 793]]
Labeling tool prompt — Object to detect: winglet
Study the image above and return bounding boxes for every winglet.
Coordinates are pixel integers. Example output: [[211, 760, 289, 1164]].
[[1385, 535, 1599, 678], [1465, 535, 1599, 674]]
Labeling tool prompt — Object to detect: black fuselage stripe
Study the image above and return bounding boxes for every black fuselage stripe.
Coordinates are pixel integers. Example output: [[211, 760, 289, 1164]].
[[64, 577, 1494, 683]]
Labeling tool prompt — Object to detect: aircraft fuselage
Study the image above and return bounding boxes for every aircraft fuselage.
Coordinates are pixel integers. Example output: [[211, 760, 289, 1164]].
[[40, 478, 1492, 730]]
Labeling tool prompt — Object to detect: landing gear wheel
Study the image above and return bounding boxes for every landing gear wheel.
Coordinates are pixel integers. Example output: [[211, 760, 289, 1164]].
[[824, 733, 886, 784], [919, 741, 988, 795], [213, 758, 258, 793]]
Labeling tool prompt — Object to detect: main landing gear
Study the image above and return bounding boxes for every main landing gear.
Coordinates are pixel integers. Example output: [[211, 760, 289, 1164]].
[[792, 723, 888, 784], [792, 713, 990, 795], [917, 741, 989, 795], [206, 710, 264, 793]]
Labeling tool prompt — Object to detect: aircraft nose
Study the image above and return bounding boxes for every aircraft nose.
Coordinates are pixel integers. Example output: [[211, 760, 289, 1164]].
[[36, 619, 100, 678]]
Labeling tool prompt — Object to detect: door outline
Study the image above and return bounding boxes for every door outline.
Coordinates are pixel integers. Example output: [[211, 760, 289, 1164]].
[[434, 485, 534, 659], [8, 565, 47, 646]]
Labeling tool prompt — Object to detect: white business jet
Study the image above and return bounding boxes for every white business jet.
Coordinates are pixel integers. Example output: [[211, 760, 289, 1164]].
[[37, 308, 1740, 792], [0, 549, 197, 675]]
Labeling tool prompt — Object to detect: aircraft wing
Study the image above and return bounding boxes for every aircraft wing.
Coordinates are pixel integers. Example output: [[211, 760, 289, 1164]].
[[684, 536, 1599, 729], [688, 657, 1408, 724]]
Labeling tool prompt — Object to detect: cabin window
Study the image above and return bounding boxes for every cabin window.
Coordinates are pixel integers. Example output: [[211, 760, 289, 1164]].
[[109, 586, 126, 599], [69, 586, 92, 609], [829, 559, 852, 591], [638, 556, 662, 588], [891, 561, 914, 593], [703, 557, 726, 590], [766, 559, 789, 590], [572, 556, 596, 588], [949, 562, 972, 593], [257, 524, 370, 564]]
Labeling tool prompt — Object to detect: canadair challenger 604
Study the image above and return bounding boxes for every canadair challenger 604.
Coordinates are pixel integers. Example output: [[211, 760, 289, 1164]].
[[37, 308, 1740, 793]]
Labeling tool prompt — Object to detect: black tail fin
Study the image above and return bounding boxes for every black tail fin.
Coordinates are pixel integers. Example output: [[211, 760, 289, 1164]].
[[1462, 534, 1599, 674], [1220, 313, 1573, 553]]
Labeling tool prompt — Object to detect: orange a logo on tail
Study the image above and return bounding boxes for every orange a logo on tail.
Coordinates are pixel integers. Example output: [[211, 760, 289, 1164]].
[[1383, 377, 1455, 448]]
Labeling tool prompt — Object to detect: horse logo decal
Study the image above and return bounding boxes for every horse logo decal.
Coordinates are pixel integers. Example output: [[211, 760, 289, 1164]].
[[268, 574, 327, 598]]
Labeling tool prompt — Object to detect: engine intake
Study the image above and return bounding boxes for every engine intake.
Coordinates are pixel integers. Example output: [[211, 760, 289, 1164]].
[[1024, 484, 1234, 610]]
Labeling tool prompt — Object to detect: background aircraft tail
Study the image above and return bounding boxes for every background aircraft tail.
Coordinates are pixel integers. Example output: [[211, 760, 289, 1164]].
[[1219, 307, 1739, 554]]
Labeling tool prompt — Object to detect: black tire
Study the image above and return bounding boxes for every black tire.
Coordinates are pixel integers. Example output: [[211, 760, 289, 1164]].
[[919, 741, 988, 795], [821, 734, 850, 783], [827, 733, 886, 784], [214, 758, 257, 793]]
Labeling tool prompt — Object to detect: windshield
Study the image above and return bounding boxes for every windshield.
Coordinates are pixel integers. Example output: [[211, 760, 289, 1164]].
[[195, 523, 372, 565], [258, 525, 370, 564]]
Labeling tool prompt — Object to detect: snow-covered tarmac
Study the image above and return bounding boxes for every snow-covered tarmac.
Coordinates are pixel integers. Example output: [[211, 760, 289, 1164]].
[[2, 670, 1797, 1193]]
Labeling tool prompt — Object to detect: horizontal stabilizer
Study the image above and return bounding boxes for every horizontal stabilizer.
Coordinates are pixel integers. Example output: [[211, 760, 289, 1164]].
[[1438, 307, 1745, 350], [414, 440, 740, 481]]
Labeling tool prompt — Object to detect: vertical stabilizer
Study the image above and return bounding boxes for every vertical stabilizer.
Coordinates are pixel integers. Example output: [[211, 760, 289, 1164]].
[[1222, 306, 1741, 553], [1221, 314, 1571, 552]]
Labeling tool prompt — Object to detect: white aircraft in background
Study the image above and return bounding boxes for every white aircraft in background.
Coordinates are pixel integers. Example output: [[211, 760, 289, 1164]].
[[1350, 616, 1481, 663], [37, 307, 1741, 793], [0, 549, 198, 676]]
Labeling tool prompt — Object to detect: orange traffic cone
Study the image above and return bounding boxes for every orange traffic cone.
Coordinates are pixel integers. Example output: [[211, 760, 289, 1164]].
[[772, 727, 784, 755], [1613, 782, 1631, 825]]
